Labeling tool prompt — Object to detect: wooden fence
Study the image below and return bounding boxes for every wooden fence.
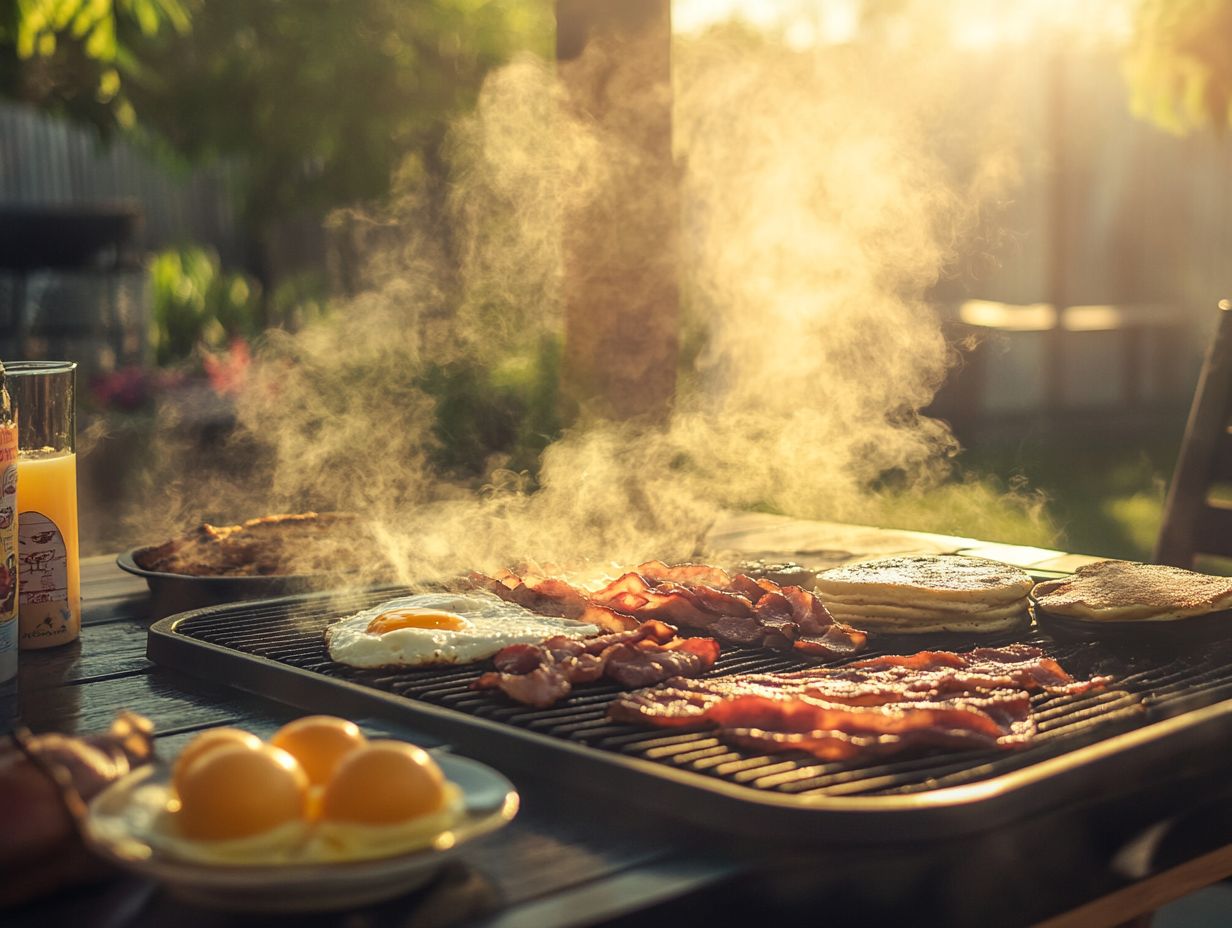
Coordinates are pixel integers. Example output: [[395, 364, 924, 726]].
[[0, 102, 244, 373], [0, 102, 242, 259]]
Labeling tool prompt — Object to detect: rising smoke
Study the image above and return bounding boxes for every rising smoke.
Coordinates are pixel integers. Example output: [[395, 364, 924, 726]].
[[122, 14, 1051, 581]]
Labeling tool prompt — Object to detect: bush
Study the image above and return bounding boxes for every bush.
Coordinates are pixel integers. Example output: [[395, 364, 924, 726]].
[[148, 246, 261, 365]]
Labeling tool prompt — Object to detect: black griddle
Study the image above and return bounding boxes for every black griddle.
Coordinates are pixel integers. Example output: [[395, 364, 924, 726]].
[[147, 587, 1232, 843]]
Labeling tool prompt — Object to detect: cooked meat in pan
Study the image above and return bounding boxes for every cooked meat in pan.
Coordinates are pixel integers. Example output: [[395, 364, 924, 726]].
[[471, 561, 867, 659], [609, 645, 1108, 762], [471, 620, 720, 708], [137, 512, 386, 577]]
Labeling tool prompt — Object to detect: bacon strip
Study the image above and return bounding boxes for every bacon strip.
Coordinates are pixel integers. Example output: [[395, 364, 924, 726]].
[[608, 645, 1108, 762], [472, 621, 719, 708], [471, 561, 867, 657]]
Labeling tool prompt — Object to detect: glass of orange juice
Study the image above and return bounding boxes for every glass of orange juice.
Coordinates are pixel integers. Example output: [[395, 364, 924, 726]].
[[7, 361, 80, 649]]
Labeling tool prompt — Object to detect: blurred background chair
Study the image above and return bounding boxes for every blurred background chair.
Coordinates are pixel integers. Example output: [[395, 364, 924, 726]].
[[1155, 300, 1232, 569]]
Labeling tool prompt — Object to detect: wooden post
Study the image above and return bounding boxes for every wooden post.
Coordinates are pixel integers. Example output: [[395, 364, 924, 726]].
[[1155, 300, 1232, 567], [556, 0, 679, 422], [1045, 48, 1068, 415]]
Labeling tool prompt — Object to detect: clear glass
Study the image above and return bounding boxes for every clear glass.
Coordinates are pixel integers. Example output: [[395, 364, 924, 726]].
[[7, 362, 80, 649], [7, 361, 76, 453]]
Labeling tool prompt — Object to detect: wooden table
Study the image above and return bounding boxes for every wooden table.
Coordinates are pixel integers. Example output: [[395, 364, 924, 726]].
[[9, 515, 1232, 928]]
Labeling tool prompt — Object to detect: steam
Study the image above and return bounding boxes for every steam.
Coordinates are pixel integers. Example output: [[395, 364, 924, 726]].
[[115, 17, 1053, 578]]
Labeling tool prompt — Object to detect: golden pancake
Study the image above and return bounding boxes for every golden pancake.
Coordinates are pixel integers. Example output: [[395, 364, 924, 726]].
[[815, 555, 1034, 605], [825, 598, 1028, 623], [820, 590, 1025, 614], [825, 607, 1028, 635], [1031, 560, 1232, 622]]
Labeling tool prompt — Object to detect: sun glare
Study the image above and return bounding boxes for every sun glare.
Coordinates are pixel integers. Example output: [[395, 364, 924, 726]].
[[673, 0, 1133, 48]]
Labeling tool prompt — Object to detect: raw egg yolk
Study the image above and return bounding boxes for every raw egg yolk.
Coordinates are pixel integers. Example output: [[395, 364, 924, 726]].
[[320, 741, 446, 825], [270, 715, 367, 786], [172, 727, 263, 796], [176, 744, 308, 841], [366, 609, 465, 634]]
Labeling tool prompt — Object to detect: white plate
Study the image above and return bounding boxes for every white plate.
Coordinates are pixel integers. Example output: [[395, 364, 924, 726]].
[[83, 753, 518, 912]]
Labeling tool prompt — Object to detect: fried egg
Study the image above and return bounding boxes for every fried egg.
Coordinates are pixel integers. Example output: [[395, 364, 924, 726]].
[[325, 592, 600, 668]]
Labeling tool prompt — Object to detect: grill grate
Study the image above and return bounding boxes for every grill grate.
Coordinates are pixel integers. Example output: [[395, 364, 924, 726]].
[[162, 587, 1232, 801]]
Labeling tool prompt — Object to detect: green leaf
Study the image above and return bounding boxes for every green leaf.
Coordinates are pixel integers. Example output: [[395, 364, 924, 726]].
[[69, 0, 110, 38], [83, 11, 115, 59], [115, 97, 136, 128], [130, 0, 159, 36], [97, 66, 121, 101], [51, 0, 82, 31], [160, 0, 191, 34]]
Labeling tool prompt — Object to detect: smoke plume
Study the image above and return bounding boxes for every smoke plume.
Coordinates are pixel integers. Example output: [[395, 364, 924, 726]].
[[117, 14, 1053, 580]]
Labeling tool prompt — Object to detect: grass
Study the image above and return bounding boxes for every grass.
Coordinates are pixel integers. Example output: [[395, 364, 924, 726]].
[[953, 413, 1185, 560]]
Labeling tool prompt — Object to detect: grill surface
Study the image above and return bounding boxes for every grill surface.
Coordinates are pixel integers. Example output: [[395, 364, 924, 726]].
[[149, 587, 1232, 838]]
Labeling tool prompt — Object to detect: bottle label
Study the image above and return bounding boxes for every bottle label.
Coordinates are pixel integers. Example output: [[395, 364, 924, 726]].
[[19, 510, 71, 642], [0, 424, 16, 679]]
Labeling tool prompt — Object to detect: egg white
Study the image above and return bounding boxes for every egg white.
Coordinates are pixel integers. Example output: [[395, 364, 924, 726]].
[[325, 592, 600, 668]]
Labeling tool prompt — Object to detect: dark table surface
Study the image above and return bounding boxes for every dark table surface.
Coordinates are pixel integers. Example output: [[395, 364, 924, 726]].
[[10, 525, 1232, 928]]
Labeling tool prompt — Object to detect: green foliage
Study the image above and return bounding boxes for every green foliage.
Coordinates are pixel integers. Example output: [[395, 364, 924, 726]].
[[125, 0, 554, 234], [420, 334, 563, 478], [1127, 0, 1232, 134], [149, 246, 262, 364], [1, 0, 189, 131], [4, 1, 553, 243], [267, 270, 330, 333]]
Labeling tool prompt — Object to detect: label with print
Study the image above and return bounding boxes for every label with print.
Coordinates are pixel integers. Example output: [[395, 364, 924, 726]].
[[0, 424, 15, 680], [19, 510, 72, 645]]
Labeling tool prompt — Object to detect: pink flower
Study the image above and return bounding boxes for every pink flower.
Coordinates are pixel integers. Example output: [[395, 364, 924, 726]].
[[90, 367, 152, 412], [202, 339, 251, 396]]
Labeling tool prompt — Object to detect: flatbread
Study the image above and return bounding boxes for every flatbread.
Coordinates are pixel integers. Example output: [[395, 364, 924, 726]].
[[1031, 560, 1232, 622], [815, 555, 1034, 606]]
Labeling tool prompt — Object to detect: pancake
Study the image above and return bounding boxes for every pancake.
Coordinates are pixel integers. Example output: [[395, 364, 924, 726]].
[[815, 555, 1033, 635], [825, 608, 1028, 635], [825, 598, 1028, 623], [820, 591, 1025, 614], [1031, 560, 1232, 622], [815, 556, 1034, 604]]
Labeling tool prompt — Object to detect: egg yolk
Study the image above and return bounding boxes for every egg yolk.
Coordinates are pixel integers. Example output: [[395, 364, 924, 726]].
[[176, 744, 308, 841], [172, 727, 263, 796], [366, 609, 465, 634], [270, 715, 367, 786], [320, 741, 446, 825]]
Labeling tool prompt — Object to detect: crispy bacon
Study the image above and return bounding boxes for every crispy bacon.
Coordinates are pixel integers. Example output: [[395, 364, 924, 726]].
[[794, 625, 868, 659], [608, 645, 1108, 762], [470, 561, 867, 657], [472, 621, 719, 708], [605, 637, 722, 688], [470, 570, 639, 632], [636, 560, 736, 588], [840, 644, 1107, 695]]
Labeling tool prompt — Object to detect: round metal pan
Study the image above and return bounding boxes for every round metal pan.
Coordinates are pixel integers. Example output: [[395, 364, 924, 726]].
[[118, 548, 326, 620]]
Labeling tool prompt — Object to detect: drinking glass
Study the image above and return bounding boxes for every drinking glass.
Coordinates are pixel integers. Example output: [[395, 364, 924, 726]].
[[7, 362, 80, 649]]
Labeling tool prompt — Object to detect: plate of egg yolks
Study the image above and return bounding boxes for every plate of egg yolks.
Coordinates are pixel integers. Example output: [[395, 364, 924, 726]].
[[83, 716, 519, 911]]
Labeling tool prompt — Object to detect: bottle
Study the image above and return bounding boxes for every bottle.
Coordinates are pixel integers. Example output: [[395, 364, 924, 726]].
[[0, 362, 17, 684], [9, 361, 79, 649]]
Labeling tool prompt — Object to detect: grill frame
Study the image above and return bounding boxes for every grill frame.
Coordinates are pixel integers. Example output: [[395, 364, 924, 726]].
[[147, 586, 1232, 843]]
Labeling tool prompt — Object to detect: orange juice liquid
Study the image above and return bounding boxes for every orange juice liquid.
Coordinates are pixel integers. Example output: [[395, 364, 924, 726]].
[[17, 450, 80, 648]]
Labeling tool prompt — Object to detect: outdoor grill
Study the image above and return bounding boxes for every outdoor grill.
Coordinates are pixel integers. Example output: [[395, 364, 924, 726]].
[[147, 585, 1232, 844]]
